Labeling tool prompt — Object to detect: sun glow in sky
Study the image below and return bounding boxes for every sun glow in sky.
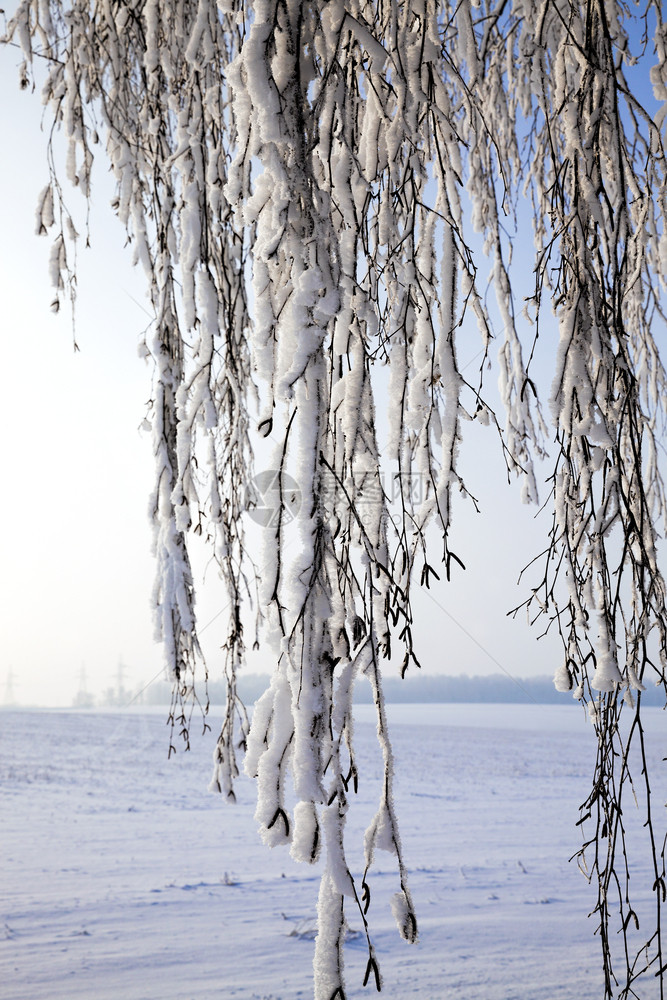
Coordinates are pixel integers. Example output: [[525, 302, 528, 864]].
[[0, 35, 580, 708]]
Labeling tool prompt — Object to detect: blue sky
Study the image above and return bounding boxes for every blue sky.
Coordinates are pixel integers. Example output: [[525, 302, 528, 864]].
[[0, 73, 561, 708], [4, 10, 663, 707]]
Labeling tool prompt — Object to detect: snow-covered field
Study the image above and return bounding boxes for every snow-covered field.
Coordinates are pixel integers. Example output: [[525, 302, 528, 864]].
[[2, 703, 666, 999]]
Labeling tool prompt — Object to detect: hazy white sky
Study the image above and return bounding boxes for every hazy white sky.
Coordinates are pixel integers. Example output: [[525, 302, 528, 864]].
[[0, 36, 573, 708], [0, 51, 163, 705]]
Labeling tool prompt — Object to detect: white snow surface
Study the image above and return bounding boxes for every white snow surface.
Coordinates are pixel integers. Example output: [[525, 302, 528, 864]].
[[3, 703, 665, 999]]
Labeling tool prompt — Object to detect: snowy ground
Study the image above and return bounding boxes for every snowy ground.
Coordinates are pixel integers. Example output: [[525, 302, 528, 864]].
[[2, 703, 666, 999]]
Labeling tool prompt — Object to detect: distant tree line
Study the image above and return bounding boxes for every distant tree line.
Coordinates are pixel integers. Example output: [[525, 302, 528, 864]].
[[138, 673, 666, 708]]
